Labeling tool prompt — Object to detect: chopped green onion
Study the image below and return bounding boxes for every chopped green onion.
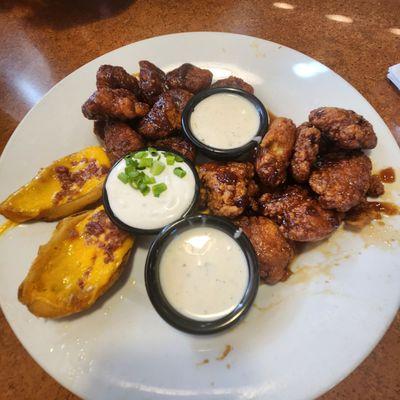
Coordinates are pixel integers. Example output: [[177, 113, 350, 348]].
[[151, 160, 165, 176], [134, 150, 148, 159], [138, 157, 153, 168], [152, 183, 167, 197], [174, 154, 184, 162], [140, 186, 150, 196], [118, 172, 129, 184], [173, 167, 187, 178], [148, 147, 158, 156], [130, 180, 139, 189], [166, 154, 175, 165], [143, 174, 156, 184]]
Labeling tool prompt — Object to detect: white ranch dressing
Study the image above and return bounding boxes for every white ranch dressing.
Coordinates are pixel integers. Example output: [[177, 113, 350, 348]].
[[159, 226, 249, 321], [106, 155, 196, 230], [190, 93, 260, 149]]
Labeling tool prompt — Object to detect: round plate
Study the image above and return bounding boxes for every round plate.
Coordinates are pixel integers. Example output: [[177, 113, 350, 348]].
[[0, 32, 399, 400]]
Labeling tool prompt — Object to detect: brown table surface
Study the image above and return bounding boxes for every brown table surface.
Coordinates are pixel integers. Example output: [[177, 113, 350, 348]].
[[1, 1, 399, 399]]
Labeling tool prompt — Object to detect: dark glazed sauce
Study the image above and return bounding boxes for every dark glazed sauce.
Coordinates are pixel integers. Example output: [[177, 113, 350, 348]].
[[379, 167, 396, 183]]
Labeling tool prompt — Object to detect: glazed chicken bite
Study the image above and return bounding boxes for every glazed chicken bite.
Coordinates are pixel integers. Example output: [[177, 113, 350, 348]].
[[166, 63, 212, 93], [96, 65, 141, 97], [259, 185, 341, 242], [139, 60, 167, 105], [290, 122, 321, 182], [309, 107, 377, 150], [103, 121, 144, 163], [211, 76, 254, 94], [255, 117, 297, 187], [93, 120, 106, 140], [198, 162, 258, 218], [138, 89, 193, 139], [367, 174, 385, 197], [235, 216, 294, 284], [149, 136, 196, 162], [82, 88, 150, 121], [309, 152, 372, 212]]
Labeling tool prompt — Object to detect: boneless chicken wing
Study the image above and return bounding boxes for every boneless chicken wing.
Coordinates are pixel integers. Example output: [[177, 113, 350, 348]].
[[309, 152, 372, 212], [235, 216, 294, 284], [103, 122, 145, 163], [166, 63, 212, 94], [211, 76, 254, 94], [96, 65, 141, 97], [255, 117, 297, 187], [138, 89, 193, 139], [367, 174, 385, 197], [259, 185, 341, 242], [139, 60, 167, 105], [149, 136, 196, 162], [309, 107, 377, 150], [198, 162, 258, 218], [290, 122, 321, 182], [82, 88, 149, 121]]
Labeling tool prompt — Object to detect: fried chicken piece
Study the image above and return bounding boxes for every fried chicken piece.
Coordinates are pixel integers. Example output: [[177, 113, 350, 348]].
[[235, 216, 294, 284], [211, 76, 254, 94], [96, 65, 141, 97], [259, 185, 341, 242], [309, 107, 377, 150], [309, 152, 372, 212], [255, 117, 297, 187], [82, 88, 150, 121], [93, 120, 106, 140], [138, 89, 193, 139], [198, 162, 259, 218], [290, 122, 321, 182], [139, 60, 167, 105], [367, 174, 385, 197], [103, 121, 144, 163], [166, 63, 212, 93], [149, 136, 196, 162]]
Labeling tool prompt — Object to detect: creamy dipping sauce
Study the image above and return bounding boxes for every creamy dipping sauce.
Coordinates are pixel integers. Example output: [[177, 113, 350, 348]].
[[190, 93, 260, 149], [159, 226, 249, 321], [106, 154, 196, 230]]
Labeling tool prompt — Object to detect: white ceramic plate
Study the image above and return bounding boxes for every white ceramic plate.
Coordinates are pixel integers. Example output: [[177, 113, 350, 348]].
[[0, 32, 399, 400]]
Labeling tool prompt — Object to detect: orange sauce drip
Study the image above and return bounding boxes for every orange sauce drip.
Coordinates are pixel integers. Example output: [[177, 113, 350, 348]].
[[379, 167, 396, 183]]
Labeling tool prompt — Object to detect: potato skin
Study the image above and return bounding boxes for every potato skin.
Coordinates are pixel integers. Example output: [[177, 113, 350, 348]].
[[18, 207, 134, 318], [0, 146, 110, 223]]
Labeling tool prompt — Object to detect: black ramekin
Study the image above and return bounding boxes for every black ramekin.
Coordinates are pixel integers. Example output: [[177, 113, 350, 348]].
[[103, 147, 200, 235], [145, 214, 259, 334], [181, 87, 269, 160]]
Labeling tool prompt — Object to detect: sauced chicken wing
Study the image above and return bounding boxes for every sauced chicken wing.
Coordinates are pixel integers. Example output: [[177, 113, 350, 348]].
[[309, 152, 372, 212], [103, 122, 144, 163], [367, 174, 385, 197], [149, 136, 196, 162], [166, 63, 212, 94], [211, 76, 254, 94], [290, 122, 321, 182], [138, 89, 193, 139], [255, 117, 297, 187], [93, 120, 106, 140], [309, 107, 377, 150], [96, 65, 141, 97], [82, 88, 150, 121], [139, 60, 167, 105], [235, 216, 294, 284], [198, 162, 258, 218], [259, 185, 341, 242]]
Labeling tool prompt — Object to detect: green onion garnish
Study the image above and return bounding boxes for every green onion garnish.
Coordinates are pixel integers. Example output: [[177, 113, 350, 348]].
[[141, 186, 150, 196], [138, 157, 153, 168], [166, 154, 175, 165], [134, 150, 148, 159], [173, 167, 186, 178], [118, 172, 129, 183], [148, 147, 158, 156], [143, 174, 156, 184], [150, 160, 165, 176], [174, 154, 184, 162], [152, 183, 167, 197]]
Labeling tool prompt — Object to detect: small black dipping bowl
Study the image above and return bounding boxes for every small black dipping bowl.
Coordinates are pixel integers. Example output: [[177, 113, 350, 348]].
[[145, 214, 259, 334], [181, 87, 269, 160], [103, 147, 200, 235]]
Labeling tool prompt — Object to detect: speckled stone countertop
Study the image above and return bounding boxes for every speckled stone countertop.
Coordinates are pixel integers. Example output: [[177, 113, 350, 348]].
[[0, 1, 399, 399]]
